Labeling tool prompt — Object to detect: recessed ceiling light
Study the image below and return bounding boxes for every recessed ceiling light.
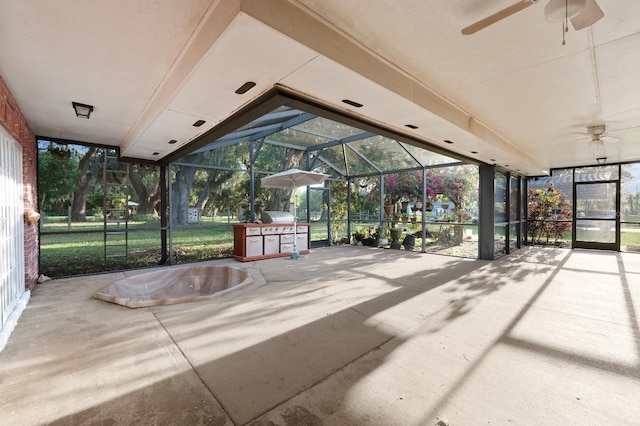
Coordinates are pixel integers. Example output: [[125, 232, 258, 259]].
[[152, 152, 160, 156], [193, 120, 206, 127], [235, 81, 256, 94], [444, 140, 454, 144], [342, 99, 363, 108], [168, 139, 177, 144], [405, 124, 419, 129], [490, 159, 496, 162], [471, 151, 478, 154], [504, 164, 510, 167]]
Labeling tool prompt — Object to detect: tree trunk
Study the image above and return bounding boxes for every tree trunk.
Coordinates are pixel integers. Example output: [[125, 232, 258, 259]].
[[128, 164, 160, 215], [194, 169, 235, 212], [262, 148, 303, 212], [170, 156, 204, 225], [71, 147, 98, 221], [452, 204, 464, 244], [265, 188, 292, 212], [171, 167, 197, 225], [71, 187, 89, 221]]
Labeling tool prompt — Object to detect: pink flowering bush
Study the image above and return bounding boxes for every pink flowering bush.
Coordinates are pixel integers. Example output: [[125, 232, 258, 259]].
[[366, 165, 477, 218]]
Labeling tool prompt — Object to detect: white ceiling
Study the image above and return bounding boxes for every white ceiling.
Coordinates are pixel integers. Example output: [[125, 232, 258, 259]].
[[1, 0, 639, 175]]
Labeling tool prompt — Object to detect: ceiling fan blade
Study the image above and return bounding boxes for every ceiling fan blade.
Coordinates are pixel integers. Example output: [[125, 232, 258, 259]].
[[461, 0, 538, 35], [600, 136, 620, 143], [571, 0, 604, 30]]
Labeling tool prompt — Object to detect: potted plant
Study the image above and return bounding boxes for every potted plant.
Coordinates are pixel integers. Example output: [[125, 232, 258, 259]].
[[366, 174, 402, 217], [352, 227, 366, 245], [378, 223, 390, 246], [390, 227, 403, 249], [362, 225, 376, 246], [354, 226, 383, 247]]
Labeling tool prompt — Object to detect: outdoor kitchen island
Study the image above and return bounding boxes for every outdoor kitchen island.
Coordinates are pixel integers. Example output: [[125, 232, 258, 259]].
[[232, 223, 310, 262]]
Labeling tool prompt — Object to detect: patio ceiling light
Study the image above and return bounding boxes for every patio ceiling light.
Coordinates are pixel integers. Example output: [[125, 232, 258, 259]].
[[235, 81, 256, 94], [72, 102, 93, 119], [342, 99, 363, 108]]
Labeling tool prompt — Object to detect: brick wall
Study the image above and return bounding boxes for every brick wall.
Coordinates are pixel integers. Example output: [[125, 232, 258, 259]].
[[0, 75, 39, 291]]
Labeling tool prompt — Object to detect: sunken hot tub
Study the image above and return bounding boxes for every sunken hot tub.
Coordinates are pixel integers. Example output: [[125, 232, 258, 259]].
[[94, 265, 252, 308]]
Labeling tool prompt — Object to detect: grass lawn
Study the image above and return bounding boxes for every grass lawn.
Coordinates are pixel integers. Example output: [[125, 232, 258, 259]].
[[40, 223, 235, 277], [39, 218, 640, 278], [40, 217, 338, 277]]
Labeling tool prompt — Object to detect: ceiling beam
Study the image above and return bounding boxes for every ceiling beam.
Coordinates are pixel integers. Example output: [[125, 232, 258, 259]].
[[239, 0, 545, 173]]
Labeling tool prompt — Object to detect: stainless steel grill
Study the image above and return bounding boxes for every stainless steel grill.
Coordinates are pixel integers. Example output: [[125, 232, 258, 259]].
[[261, 211, 294, 224]]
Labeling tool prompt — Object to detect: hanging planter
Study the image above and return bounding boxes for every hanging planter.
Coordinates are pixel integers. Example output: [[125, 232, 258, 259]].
[[384, 204, 394, 216], [48, 145, 71, 159], [425, 202, 434, 211]]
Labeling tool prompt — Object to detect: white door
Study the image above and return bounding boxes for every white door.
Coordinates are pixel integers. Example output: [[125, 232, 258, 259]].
[[0, 130, 25, 340]]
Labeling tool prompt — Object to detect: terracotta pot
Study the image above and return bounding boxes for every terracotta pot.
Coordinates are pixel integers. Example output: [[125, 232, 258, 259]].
[[384, 204, 394, 216]]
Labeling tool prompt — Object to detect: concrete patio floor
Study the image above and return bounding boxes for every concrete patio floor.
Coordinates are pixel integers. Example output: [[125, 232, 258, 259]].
[[1, 246, 639, 425]]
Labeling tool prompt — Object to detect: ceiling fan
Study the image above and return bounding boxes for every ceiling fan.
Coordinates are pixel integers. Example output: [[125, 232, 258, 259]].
[[585, 125, 618, 144], [461, 0, 604, 35], [580, 125, 618, 162]]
